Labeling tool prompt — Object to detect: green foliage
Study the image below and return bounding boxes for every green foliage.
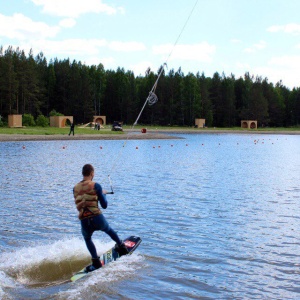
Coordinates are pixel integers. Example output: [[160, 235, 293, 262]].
[[0, 46, 300, 128], [0, 126, 124, 135], [22, 114, 36, 126], [36, 114, 49, 127], [49, 109, 64, 116]]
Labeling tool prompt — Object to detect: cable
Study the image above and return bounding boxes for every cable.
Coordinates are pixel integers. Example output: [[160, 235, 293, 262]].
[[133, 0, 199, 128], [106, 1, 199, 193], [165, 0, 199, 65]]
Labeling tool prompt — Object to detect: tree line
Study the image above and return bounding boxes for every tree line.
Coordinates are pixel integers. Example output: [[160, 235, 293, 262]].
[[0, 45, 300, 127]]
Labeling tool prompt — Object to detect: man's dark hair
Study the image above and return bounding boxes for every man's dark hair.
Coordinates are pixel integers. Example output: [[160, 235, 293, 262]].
[[82, 164, 94, 176]]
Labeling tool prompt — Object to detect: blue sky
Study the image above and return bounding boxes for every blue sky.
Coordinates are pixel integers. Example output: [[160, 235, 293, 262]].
[[1, 0, 300, 89]]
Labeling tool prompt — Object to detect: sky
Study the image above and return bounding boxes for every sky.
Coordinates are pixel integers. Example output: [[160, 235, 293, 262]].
[[1, 0, 300, 89]]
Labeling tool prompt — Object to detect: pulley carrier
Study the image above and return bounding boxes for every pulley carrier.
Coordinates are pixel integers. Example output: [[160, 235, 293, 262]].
[[106, 0, 199, 193], [147, 92, 158, 106]]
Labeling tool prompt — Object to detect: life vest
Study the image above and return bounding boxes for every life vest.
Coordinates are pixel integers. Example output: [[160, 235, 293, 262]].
[[73, 180, 101, 220]]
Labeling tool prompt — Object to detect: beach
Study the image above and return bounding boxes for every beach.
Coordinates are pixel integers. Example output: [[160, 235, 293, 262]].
[[0, 128, 300, 142]]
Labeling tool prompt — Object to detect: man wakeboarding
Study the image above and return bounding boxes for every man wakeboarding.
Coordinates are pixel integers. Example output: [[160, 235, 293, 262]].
[[73, 164, 128, 272]]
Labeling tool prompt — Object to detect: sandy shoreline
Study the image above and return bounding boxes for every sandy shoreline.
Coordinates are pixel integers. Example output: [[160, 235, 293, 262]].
[[0, 132, 178, 142], [0, 129, 299, 142]]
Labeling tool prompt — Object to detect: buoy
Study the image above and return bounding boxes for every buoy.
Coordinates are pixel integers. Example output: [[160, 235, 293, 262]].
[[22, 146, 26, 149]]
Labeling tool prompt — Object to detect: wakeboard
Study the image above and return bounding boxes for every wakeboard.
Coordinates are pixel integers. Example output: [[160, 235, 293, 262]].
[[71, 235, 142, 282]]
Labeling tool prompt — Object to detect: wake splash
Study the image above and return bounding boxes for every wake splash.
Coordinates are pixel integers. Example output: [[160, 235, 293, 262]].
[[0, 237, 145, 299], [0, 236, 91, 287], [59, 253, 146, 300]]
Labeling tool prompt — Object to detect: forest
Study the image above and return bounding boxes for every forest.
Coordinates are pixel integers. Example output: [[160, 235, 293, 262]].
[[0, 45, 300, 128]]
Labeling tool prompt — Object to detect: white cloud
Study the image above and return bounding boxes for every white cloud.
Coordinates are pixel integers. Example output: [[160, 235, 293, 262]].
[[225, 55, 300, 88], [236, 62, 251, 69], [37, 38, 108, 56], [130, 61, 154, 76], [253, 66, 298, 88], [0, 13, 59, 40], [5, 38, 107, 59], [268, 55, 300, 68], [230, 38, 242, 44], [6, 37, 147, 66], [244, 40, 266, 53], [267, 23, 300, 35], [83, 56, 115, 68], [108, 41, 146, 52], [59, 18, 76, 28], [251, 55, 300, 88], [31, 0, 121, 18], [153, 42, 216, 63], [254, 41, 267, 50]]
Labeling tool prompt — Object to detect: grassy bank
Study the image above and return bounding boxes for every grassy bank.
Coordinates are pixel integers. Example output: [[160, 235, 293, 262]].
[[0, 126, 124, 135]]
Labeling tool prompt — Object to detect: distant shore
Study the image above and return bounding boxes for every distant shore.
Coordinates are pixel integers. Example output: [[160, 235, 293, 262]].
[[0, 128, 300, 142], [0, 132, 177, 142]]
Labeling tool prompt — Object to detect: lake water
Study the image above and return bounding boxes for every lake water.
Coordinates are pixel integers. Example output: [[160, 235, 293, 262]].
[[0, 133, 300, 299]]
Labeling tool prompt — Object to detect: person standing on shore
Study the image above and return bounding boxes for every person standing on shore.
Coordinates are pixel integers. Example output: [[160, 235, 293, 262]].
[[69, 123, 75, 136], [73, 164, 128, 272]]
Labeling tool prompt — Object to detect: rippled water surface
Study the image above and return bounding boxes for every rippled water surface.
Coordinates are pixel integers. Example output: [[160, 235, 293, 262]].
[[1, 133, 300, 299]]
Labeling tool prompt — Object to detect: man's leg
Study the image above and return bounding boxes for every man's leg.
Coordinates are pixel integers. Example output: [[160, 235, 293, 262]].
[[94, 214, 128, 256], [81, 218, 102, 272], [81, 219, 98, 258], [93, 214, 122, 245]]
